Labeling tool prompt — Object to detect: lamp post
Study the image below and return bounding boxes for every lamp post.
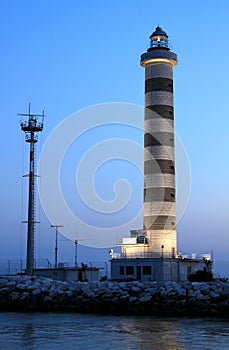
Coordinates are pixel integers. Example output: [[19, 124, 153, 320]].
[[50, 225, 63, 268], [74, 240, 78, 267], [161, 245, 164, 259]]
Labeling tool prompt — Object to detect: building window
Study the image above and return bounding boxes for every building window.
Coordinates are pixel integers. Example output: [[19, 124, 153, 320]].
[[126, 266, 134, 275], [143, 266, 151, 275], [120, 266, 124, 275]]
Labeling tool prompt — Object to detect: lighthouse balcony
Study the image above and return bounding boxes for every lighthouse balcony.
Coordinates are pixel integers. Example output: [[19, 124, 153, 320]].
[[111, 250, 211, 260], [140, 49, 177, 67], [112, 251, 174, 259], [20, 121, 43, 132]]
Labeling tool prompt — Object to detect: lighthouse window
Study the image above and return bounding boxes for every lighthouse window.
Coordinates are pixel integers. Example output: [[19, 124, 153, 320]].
[[170, 165, 174, 170], [126, 266, 134, 275], [171, 193, 175, 198]]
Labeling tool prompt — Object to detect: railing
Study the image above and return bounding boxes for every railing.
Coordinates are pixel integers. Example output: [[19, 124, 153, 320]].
[[112, 252, 174, 259], [0, 259, 109, 278], [25, 133, 38, 142], [149, 40, 169, 49], [111, 252, 212, 260]]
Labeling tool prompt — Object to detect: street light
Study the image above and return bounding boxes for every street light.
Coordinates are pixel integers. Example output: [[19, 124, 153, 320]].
[[74, 240, 78, 267], [50, 225, 63, 268], [161, 245, 164, 259]]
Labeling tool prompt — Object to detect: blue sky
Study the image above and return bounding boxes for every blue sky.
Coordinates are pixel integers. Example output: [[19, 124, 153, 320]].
[[0, 0, 229, 270]]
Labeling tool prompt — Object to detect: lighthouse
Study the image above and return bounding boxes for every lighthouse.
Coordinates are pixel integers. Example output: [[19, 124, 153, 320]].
[[141, 26, 178, 257], [110, 26, 211, 282]]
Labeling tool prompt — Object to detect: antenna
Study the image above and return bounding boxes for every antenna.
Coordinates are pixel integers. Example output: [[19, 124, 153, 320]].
[[19, 103, 44, 275], [50, 225, 64, 268], [74, 221, 78, 267]]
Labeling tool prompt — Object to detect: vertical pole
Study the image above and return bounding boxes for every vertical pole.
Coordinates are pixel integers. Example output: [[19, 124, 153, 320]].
[[55, 228, 58, 269], [161, 245, 164, 259], [26, 131, 35, 275], [89, 262, 92, 281], [7, 259, 10, 275], [74, 240, 78, 267], [20, 259, 23, 274], [50, 225, 63, 269], [105, 261, 108, 277]]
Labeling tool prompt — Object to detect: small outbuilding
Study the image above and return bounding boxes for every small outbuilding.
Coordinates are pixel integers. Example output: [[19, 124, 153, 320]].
[[34, 265, 100, 282]]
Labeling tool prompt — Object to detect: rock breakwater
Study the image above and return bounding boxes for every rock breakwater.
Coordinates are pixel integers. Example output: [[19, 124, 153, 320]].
[[0, 276, 228, 316]]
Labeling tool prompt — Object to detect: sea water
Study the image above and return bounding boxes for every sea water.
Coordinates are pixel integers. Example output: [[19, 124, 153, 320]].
[[0, 312, 228, 350]]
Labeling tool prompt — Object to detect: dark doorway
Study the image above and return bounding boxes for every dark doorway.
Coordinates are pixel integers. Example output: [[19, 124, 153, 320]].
[[137, 266, 141, 280]]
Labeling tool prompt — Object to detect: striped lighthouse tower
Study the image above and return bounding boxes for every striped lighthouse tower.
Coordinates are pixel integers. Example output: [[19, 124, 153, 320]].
[[140, 26, 178, 257]]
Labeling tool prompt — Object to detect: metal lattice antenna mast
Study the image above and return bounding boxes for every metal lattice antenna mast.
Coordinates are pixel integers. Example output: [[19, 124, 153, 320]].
[[19, 103, 44, 275]]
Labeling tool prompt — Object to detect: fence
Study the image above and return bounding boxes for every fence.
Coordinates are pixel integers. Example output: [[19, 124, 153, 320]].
[[0, 259, 109, 278]]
